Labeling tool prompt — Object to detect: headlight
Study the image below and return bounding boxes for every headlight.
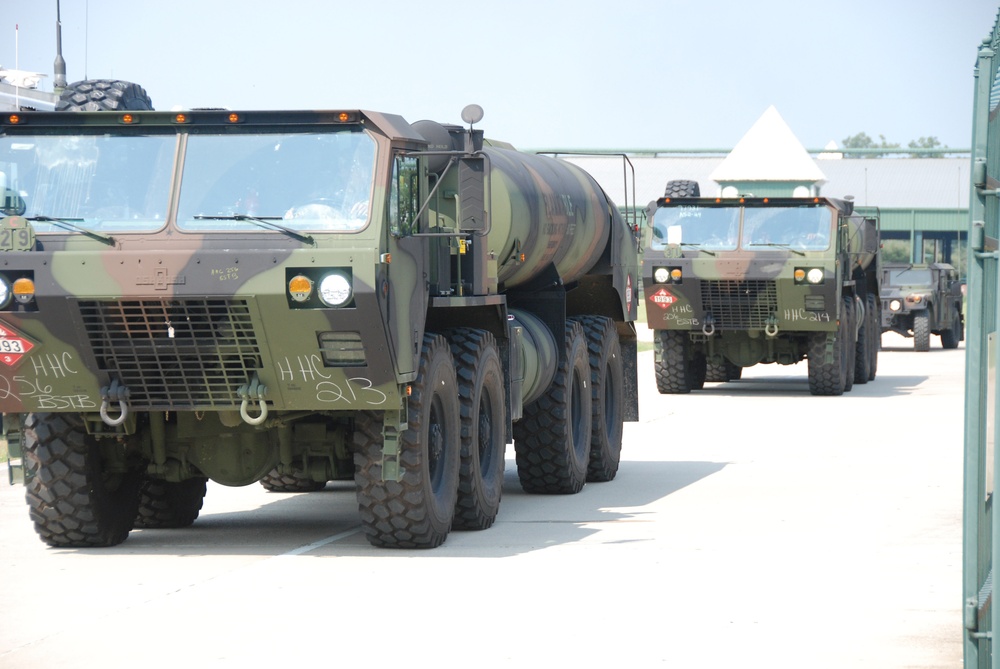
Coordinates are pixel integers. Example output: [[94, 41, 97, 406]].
[[0, 277, 11, 309], [653, 267, 682, 283], [318, 272, 352, 307], [889, 299, 901, 312], [794, 268, 824, 285]]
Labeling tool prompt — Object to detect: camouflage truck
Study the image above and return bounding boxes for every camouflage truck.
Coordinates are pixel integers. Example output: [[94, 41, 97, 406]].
[[880, 262, 964, 351], [642, 180, 881, 396], [0, 104, 640, 549]]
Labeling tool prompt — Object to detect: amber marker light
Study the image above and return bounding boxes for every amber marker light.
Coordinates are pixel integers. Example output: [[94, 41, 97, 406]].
[[227, 113, 240, 123], [7, 114, 20, 124], [12, 277, 35, 304], [288, 274, 313, 302], [794, 268, 806, 282], [338, 112, 350, 122], [173, 113, 188, 124], [121, 114, 134, 124]]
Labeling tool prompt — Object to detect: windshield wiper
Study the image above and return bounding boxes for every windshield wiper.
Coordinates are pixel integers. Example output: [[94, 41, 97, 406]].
[[680, 242, 716, 257], [194, 214, 314, 244], [27, 216, 116, 246], [751, 242, 804, 256]]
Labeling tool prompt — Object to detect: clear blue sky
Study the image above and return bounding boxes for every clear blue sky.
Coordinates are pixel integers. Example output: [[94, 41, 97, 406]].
[[3, 0, 998, 150]]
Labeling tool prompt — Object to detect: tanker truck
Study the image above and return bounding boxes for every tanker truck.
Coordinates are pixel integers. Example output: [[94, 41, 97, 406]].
[[0, 104, 640, 549], [642, 181, 880, 396]]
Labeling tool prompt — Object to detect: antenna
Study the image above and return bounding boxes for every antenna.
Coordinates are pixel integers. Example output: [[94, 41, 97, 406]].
[[53, 0, 67, 91]]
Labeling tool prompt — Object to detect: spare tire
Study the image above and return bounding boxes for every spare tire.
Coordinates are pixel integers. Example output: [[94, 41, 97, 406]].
[[664, 179, 700, 198], [56, 79, 153, 111]]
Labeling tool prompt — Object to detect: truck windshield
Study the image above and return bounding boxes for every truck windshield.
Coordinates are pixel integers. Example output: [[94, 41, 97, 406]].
[[650, 205, 739, 251], [0, 133, 174, 232], [887, 268, 932, 286], [176, 130, 376, 233], [742, 205, 831, 250]]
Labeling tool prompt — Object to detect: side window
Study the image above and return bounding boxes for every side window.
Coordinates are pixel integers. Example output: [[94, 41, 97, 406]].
[[389, 154, 420, 236]]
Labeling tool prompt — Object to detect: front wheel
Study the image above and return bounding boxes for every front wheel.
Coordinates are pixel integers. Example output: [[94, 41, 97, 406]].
[[654, 330, 694, 394], [24, 412, 143, 546], [352, 333, 461, 548]]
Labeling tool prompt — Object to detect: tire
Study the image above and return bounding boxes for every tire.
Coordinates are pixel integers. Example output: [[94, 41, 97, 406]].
[[726, 361, 743, 380], [654, 330, 693, 394], [352, 334, 460, 548], [705, 360, 729, 383], [56, 79, 154, 111], [807, 320, 848, 397], [448, 328, 507, 531], [854, 296, 871, 385], [664, 180, 700, 198], [572, 316, 624, 483], [689, 353, 707, 390], [867, 293, 880, 380], [259, 469, 327, 493], [513, 320, 592, 494], [23, 412, 143, 547], [134, 478, 207, 529], [843, 297, 856, 393], [914, 311, 931, 352], [940, 308, 961, 350]]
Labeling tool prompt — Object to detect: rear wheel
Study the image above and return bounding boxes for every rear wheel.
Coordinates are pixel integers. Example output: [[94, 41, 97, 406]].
[[940, 308, 961, 349], [24, 412, 143, 547], [352, 334, 461, 548], [449, 328, 506, 531], [135, 478, 207, 529], [513, 320, 592, 494], [843, 297, 856, 392], [573, 316, 624, 483], [854, 296, 872, 385], [867, 293, 880, 380], [914, 311, 931, 352], [259, 469, 326, 493]]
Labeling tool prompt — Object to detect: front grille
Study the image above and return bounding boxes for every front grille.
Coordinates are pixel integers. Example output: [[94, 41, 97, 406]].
[[700, 280, 777, 329], [79, 299, 262, 409]]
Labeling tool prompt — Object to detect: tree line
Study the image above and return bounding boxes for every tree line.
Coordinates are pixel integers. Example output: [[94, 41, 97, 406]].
[[840, 132, 947, 158]]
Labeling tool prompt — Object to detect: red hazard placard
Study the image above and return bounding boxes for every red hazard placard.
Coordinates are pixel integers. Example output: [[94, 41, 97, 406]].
[[0, 322, 35, 367], [650, 287, 678, 310]]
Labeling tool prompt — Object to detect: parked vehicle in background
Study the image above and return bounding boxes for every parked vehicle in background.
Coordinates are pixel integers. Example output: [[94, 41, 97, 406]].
[[641, 180, 881, 396], [881, 262, 964, 351]]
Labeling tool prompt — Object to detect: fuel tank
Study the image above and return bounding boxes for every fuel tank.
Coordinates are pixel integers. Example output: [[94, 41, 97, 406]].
[[413, 120, 617, 289]]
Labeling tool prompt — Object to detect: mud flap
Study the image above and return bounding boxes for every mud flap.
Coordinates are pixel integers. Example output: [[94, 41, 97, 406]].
[[4, 413, 23, 485]]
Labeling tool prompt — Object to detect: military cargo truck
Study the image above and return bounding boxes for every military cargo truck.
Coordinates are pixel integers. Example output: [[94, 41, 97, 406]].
[[642, 181, 881, 396], [0, 105, 640, 549], [880, 262, 964, 351]]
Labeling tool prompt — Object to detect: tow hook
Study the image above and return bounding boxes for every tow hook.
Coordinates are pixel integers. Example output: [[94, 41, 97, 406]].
[[764, 315, 779, 338], [99, 379, 130, 427], [238, 373, 269, 426], [701, 313, 716, 337]]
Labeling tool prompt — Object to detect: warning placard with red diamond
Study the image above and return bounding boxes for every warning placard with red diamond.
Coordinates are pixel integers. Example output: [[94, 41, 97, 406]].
[[0, 322, 35, 367], [650, 288, 678, 310]]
